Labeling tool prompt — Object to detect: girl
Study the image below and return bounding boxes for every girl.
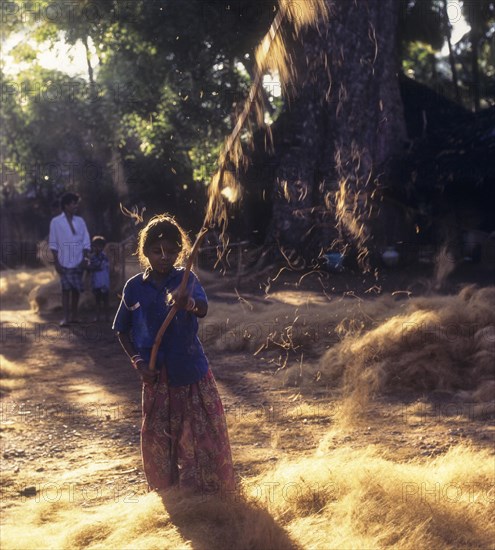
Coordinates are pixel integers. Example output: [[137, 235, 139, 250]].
[[113, 215, 235, 494]]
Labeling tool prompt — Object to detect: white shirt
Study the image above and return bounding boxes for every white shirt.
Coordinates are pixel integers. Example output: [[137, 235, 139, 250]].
[[49, 213, 91, 268]]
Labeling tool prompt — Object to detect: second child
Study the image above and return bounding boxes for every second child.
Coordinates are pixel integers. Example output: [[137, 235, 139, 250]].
[[89, 235, 110, 322]]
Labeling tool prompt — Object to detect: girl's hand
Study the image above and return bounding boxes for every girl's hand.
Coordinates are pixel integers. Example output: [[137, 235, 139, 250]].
[[169, 289, 195, 311], [135, 361, 158, 385]]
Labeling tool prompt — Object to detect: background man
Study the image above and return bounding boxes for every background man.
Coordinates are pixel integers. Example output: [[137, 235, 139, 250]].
[[49, 192, 91, 326]]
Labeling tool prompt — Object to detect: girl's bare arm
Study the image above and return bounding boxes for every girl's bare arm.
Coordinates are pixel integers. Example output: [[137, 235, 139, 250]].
[[116, 332, 157, 384]]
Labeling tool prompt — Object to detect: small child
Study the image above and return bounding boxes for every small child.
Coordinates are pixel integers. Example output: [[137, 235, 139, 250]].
[[112, 214, 235, 494], [89, 235, 110, 322]]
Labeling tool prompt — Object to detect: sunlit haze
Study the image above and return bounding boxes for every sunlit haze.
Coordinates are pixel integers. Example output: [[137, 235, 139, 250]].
[[3, 12, 471, 79], [3, 33, 98, 78]]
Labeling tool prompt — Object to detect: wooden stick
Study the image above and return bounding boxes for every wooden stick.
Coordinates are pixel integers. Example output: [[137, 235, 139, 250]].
[[149, 227, 208, 371]]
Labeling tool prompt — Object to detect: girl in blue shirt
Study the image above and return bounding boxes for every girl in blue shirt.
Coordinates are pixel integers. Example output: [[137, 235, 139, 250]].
[[113, 214, 235, 494]]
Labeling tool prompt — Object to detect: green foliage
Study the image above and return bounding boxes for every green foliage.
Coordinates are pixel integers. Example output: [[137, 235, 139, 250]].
[[2, 0, 494, 234], [1, 66, 86, 194], [400, 0, 495, 107], [403, 41, 438, 78], [2, 0, 269, 224]]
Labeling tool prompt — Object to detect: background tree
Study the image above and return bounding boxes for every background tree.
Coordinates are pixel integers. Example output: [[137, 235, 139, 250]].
[[1, 0, 494, 264], [461, 0, 495, 110], [237, 0, 407, 269], [399, 0, 495, 108]]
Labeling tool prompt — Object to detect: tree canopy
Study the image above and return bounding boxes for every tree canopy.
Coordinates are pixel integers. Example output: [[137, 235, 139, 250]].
[[1, 0, 494, 246]]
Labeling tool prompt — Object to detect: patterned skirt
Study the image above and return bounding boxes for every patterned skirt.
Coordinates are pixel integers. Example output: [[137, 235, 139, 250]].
[[141, 368, 235, 494]]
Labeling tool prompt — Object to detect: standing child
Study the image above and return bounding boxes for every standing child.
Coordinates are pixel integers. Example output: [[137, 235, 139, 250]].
[[89, 235, 110, 322], [112, 214, 235, 494]]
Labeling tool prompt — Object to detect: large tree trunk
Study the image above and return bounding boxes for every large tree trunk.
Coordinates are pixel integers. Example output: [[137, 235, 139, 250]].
[[442, 0, 461, 104], [266, 0, 407, 268]]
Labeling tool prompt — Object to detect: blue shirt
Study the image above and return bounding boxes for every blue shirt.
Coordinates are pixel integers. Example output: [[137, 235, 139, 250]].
[[90, 251, 110, 291], [112, 267, 209, 386]]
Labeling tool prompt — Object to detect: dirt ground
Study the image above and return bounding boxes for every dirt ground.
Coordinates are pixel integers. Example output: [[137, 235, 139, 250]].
[[1, 262, 494, 548]]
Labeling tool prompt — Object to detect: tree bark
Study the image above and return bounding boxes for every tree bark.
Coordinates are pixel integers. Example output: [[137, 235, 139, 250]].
[[470, 29, 481, 111], [266, 0, 407, 268], [442, 0, 461, 104]]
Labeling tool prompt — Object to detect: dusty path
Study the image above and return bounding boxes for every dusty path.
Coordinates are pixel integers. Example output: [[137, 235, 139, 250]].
[[1, 299, 493, 510], [0, 303, 330, 506], [1, 308, 145, 506]]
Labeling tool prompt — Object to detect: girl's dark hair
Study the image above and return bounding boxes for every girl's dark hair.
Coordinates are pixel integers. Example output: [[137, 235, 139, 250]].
[[137, 214, 191, 269]]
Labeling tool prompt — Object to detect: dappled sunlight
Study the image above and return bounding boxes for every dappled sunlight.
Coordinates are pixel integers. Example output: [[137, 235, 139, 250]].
[[0, 268, 55, 307], [59, 379, 129, 409], [0, 355, 28, 394], [268, 290, 331, 307], [2, 0, 493, 544]]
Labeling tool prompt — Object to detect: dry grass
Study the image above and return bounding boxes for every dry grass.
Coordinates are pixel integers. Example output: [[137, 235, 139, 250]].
[[0, 250, 141, 312], [0, 266, 97, 312], [0, 489, 297, 550], [312, 286, 495, 418], [251, 444, 495, 550], [2, 444, 493, 550], [27, 278, 101, 313], [200, 286, 495, 411], [0, 493, 187, 550], [201, 291, 402, 358]]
